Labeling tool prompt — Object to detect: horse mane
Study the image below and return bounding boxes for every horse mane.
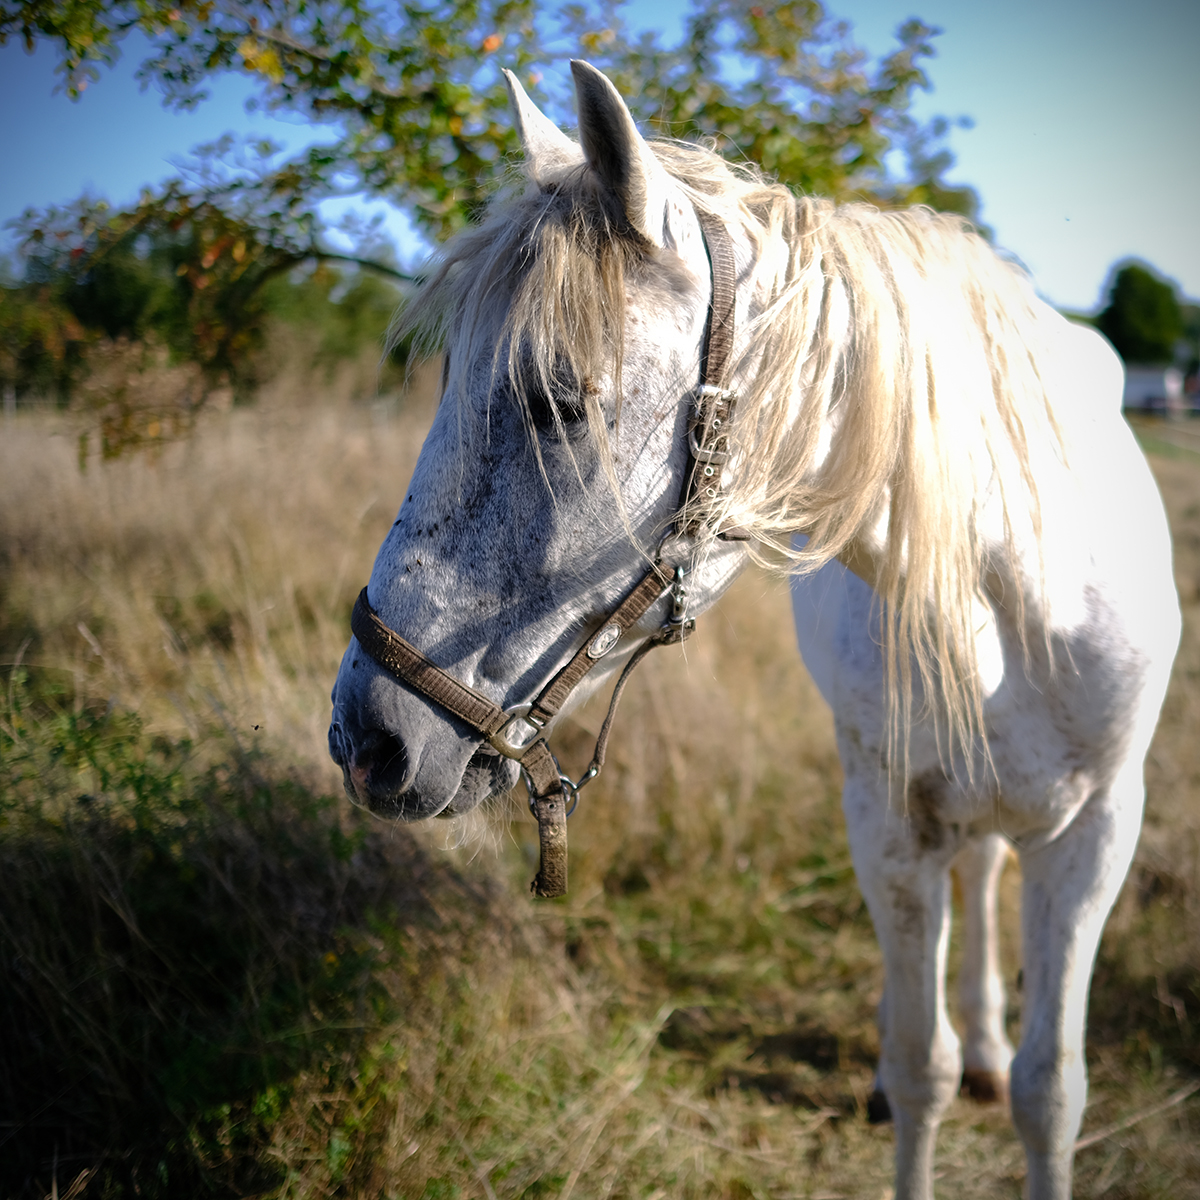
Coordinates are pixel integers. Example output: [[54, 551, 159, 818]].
[[398, 140, 1064, 782]]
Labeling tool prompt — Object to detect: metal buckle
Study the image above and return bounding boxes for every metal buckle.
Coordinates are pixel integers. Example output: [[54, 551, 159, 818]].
[[688, 384, 736, 465], [687, 426, 730, 465], [659, 564, 695, 643], [488, 704, 544, 759]]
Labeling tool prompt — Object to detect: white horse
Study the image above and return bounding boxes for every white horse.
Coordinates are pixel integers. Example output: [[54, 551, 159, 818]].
[[329, 62, 1180, 1199]]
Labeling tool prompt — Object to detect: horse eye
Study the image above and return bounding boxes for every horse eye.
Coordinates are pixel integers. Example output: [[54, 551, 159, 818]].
[[514, 361, 590, 432]]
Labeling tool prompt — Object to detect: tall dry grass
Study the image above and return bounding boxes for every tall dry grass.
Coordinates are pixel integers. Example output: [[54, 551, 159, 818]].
[[1, 379, 1197, 1199], [0, 361, 436, 783]]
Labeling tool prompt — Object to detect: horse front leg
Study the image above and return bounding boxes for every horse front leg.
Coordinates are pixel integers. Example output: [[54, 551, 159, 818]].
[[1011, 777, 1145, 1200], [842, 774, 962, 1200], [952, 832, 1014, 1104]]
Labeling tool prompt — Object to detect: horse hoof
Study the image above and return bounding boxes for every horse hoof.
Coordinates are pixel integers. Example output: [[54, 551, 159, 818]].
[[960, 1068, 1009, 1105], [866, 1088, 892, 1123]]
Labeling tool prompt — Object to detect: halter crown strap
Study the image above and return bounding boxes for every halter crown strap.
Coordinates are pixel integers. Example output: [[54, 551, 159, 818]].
[[696, 210, 737, 385], [681, 212, 741, 536]]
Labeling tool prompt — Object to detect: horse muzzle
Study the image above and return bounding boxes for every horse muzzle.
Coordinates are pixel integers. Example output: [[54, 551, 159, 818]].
[[328, 705, 519, 820]]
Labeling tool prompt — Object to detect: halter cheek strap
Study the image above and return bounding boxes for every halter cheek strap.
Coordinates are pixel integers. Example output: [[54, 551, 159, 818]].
[[349, 209, 739, 899]]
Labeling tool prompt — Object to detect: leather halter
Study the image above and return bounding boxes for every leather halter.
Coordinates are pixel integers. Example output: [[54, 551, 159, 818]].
[[350, 210, 739, 898]]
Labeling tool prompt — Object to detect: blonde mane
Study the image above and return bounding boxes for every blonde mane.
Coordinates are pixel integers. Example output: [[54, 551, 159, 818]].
[[401, 140, 1064, 781]]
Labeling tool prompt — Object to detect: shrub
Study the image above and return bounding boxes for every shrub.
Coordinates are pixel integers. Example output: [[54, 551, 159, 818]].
[[0, 672, 489, 1198]]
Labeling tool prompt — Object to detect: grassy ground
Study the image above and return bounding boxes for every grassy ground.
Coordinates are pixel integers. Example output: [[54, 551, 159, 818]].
[[1, 388, 1197, 1199]]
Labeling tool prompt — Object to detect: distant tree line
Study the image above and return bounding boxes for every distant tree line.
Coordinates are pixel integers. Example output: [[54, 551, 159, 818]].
[[1093, 261, 1197, 371]]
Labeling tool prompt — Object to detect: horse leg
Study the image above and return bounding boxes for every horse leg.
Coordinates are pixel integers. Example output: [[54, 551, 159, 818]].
[[1010, 779, 1145, 1200], [952, 833, 1014, 1103], [842, 775, 961, 1200]]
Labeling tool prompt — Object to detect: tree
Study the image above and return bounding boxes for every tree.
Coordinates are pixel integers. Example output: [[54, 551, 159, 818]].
[[1183, 303, 1200, 377], [13, 175, 412, 394], [3, 0, 543, 238], [4, 0, 977, 236], [0, 263, 87, 408], [561, 3, 978, 217], [3, 0, 981, 451], [1095, 262, 1185, 365]]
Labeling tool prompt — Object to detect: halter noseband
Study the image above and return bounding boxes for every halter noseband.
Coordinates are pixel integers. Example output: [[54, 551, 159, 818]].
[[349, 211, 739, 898]]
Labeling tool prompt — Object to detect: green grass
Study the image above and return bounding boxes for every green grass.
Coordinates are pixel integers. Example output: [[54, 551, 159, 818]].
[[1, 401, 1198, 1198], [5, 659, 1196, 1199], [0, 670, 500, 1197], [0, 663, 887, 1200]]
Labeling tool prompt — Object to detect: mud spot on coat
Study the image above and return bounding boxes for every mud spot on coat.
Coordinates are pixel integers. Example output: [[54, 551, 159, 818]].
[[888, 881, 926, 938], [908, 769, 948, 851]]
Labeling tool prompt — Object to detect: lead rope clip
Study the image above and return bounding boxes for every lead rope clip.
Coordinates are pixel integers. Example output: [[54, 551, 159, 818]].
[[664, 564, 695, 643]]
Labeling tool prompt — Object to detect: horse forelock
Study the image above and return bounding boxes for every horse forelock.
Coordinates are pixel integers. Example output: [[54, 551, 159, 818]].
[[396, 139, 1065, 780]]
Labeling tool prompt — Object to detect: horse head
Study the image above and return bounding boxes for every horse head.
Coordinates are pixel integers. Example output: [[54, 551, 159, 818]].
[[328, 63, 748, 821]]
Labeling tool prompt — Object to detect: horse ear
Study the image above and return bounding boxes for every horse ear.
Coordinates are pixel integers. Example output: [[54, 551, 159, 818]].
[[502, 69, 583, 183], [570, 59, 674, 248]]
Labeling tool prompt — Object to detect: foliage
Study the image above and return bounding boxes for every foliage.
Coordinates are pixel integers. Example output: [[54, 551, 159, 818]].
[[562, 2, 978, 216], [2, 1, 984, 454], [1182, 302, 1200, 376], [0, 669, 496, 1198], [6, 171, 411, 387], [0, 267, 88, 403], [2, 0, 541, 243], [69, 334, 207, 462], [2, 193, 409, 459], [262, 261, 411, 379], [1095, 261, 1186, 365], [4, 0, 978, 237]]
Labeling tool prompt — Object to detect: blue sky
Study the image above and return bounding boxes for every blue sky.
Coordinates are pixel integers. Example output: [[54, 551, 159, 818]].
[[2, 0, 1197, 311]]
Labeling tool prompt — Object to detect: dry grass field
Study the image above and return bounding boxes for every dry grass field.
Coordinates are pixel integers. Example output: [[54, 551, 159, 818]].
[[1, 382, 1197, 1199]]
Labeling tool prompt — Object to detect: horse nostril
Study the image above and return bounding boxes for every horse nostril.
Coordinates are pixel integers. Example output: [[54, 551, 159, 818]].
[[351, 728, 410, 797], [328, 720, 348, 766]]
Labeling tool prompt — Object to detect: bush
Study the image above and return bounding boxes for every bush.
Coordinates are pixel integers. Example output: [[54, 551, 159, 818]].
[[0, 672, 489, 1198], [3, 222, 408, 429]]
